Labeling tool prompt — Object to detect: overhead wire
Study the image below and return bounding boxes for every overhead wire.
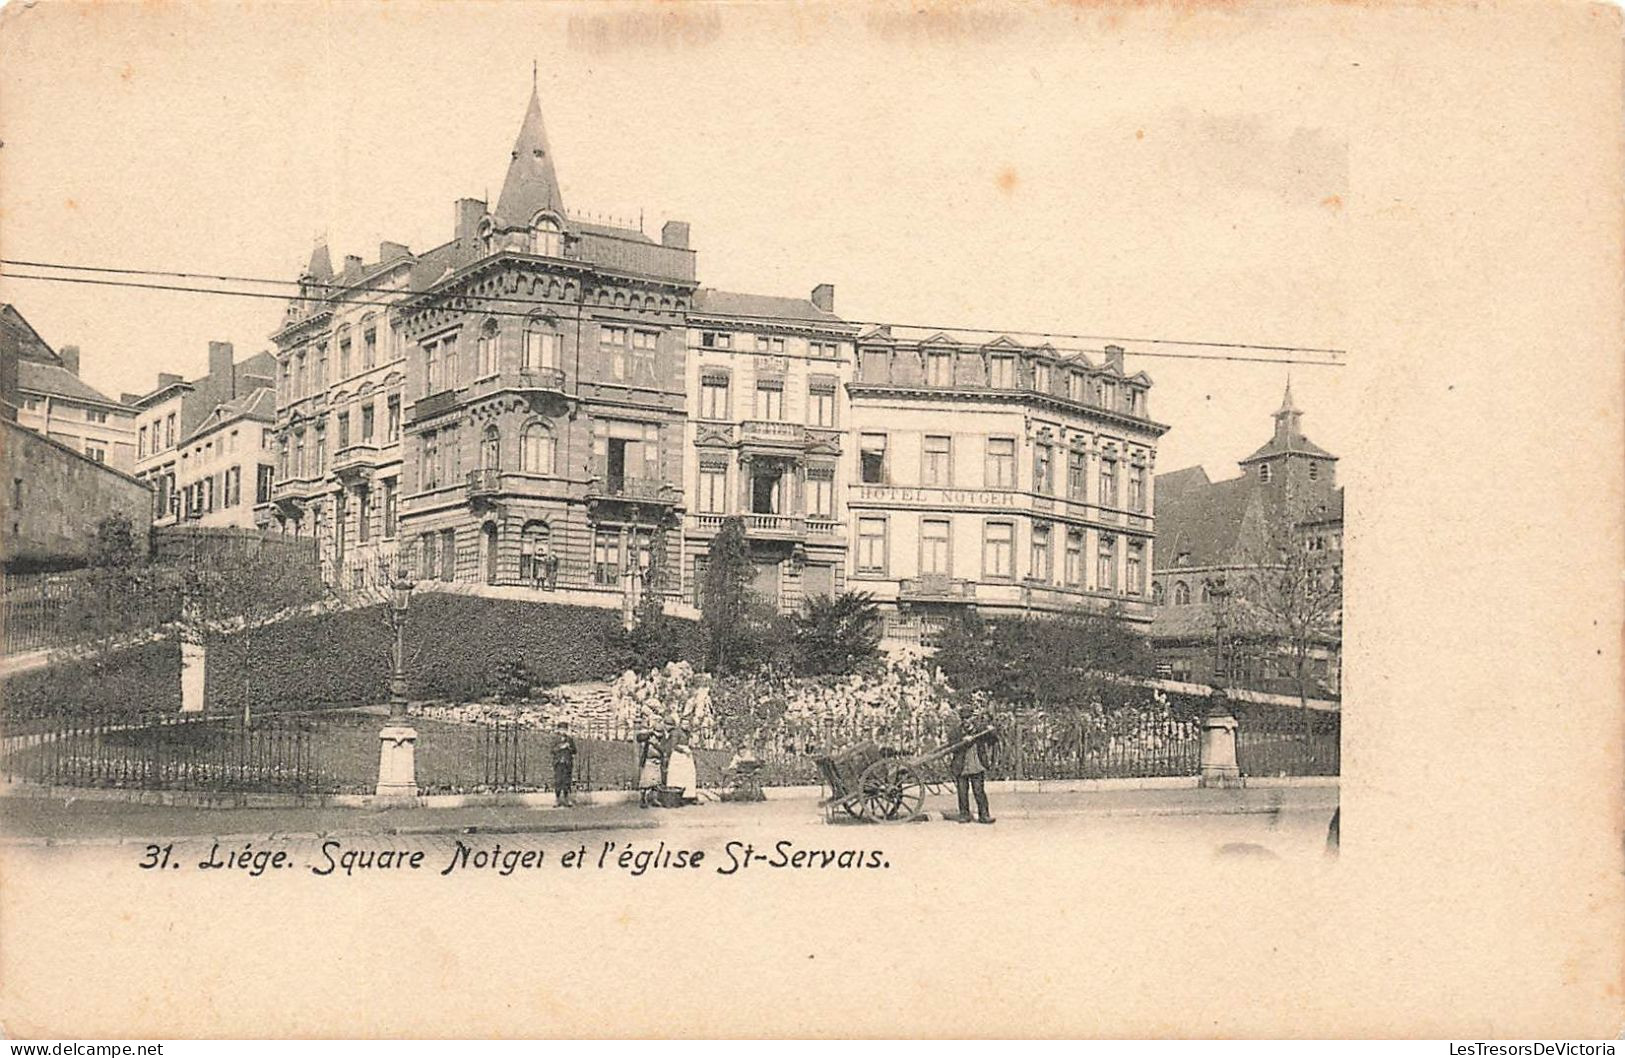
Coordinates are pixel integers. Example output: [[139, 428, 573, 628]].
[[0, 258, 1345, 367]]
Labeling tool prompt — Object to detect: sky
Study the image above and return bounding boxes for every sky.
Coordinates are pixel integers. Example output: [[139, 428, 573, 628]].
[[0, 2, 1350, 480]]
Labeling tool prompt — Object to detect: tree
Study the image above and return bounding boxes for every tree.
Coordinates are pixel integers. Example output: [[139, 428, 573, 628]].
[[617, 524, 686, 672], [932, 609, 1153, 714], [89, 513, 143, 571], [52, 515, 178, 716], [790, 591, 881, 675], [1235, 488, 1343, 735], [699, 517, 755, 674], [186, 536, 326, 723]]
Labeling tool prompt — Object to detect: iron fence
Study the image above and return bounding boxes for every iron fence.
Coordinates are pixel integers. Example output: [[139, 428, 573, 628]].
[[1236, 708, 1341, 777], [0, 709, 332, 793]]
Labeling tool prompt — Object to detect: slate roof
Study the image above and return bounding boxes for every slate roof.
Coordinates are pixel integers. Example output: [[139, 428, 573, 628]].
[[1, 304, 60, 365], [184, 387, 275, 443], [1151, 465, 1211, 508], [493, 85, 565, 227], [691, 288, 844, 324], [1240, 432, 1336, 463], [16, 359, 125, 407], [574, 220, 653, 244], [1153, 472, 1262, 570]]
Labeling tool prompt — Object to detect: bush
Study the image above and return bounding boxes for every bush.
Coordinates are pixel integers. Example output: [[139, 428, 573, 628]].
[[2, 594, 701, 717]]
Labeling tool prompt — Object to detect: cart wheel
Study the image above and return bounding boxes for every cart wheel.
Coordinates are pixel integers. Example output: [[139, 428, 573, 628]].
[[857, 759, 925, 822], [841, 798, 866, 820]]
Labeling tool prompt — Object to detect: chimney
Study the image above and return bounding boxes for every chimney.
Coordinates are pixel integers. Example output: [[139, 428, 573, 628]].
[[661, 220, 690, 250], [343, 254, 364, 276], [380, 241, 411, 262], [59, 345, 80, 375], [1104, 344, 1125, 372], [208, 341, 235, 396], [157, 372, 184, 388], [811, 284, 835, 313], [120, 392, 143, 405], [456, 198, 488, 243]]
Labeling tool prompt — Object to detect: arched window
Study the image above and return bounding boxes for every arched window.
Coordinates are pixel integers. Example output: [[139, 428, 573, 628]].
[[520, 422, 555, 474], [1200, 581, 1214, 604], [476, 318, 500, 379], [533, 216, 562, 257], [519, 520, 555, 585], [1172, 580, 1191, 605], [1259, 462, 1273, 484], [480, 424, 501, 471], [1151, 581, 1165, 605], [524, 317, 561, 372]]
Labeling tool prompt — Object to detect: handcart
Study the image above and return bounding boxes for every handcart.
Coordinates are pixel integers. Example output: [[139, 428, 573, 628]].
[[814, 727, 995, 824]]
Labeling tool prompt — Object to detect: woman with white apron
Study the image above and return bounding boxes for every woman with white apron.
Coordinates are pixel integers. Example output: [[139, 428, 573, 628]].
[[662, 714, 698, 804]]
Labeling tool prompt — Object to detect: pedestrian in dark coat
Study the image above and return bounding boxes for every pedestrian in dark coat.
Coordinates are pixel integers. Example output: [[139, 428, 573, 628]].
[[948, 702, 998, 825], [551, 721, 578, 808]]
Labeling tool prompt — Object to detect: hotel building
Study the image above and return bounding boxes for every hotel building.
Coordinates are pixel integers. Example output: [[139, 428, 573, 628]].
[[845, 330, 1167, 639]]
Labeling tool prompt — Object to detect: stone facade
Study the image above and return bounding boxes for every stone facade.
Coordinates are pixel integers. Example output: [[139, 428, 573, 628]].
[[1, 417, 153, 571], [846, 332, 1166, 640]]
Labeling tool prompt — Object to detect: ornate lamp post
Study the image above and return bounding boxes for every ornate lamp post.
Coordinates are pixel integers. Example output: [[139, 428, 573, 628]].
[[1200, 573, 1241, 787], [376, 558, 419, 802], [387, 563, 415, 722]]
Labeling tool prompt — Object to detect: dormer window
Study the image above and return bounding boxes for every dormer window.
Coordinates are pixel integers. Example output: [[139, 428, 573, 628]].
[[478, 219, 495, 257], [533, 215, 562, 257]]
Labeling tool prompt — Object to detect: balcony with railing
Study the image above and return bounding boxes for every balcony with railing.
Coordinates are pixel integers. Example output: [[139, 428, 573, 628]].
[[466, 468, 502, 497], [689, 512, 809, 540], [897, 574, 978, 603], [516, 366, 567, 393], [804, 516, 843, 539], [587, 476, 675, 505], [410, 389, 460, 423], [332, 442, 383, 478]]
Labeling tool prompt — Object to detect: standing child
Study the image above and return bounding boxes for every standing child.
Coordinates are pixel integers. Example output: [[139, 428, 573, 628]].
[[551, 720, 578, 808]]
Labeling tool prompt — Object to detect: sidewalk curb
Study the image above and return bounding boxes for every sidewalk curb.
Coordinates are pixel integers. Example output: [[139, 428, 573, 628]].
[[0, 815, 662, 849]]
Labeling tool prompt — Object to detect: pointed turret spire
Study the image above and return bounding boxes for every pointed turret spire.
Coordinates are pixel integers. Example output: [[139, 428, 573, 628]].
[[304, 240, 334, 282], [493, 81, 565, 228], [1273, 376, 1302, 444]]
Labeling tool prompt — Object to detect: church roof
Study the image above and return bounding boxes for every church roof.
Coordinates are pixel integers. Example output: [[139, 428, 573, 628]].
[[1240, 432, 1336, 463], [492, 84, 565, 228], [1152, 473, 1263, 570]]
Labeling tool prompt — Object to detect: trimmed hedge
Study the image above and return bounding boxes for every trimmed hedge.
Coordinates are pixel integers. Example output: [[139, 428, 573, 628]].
[[2, 596, 702, 718]]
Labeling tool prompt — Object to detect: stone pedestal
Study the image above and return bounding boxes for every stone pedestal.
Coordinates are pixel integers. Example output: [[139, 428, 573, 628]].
[[375, 725, 419, 802], [180, 638, 206, 714], [1199, 709, 1243, 788]]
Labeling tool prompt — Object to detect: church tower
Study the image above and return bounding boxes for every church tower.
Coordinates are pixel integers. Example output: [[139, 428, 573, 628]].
[[1238, 379, 1337, 500]]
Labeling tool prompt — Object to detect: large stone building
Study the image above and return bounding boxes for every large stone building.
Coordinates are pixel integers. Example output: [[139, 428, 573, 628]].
[[1148, 383, 1343, 696], [5, 304, 139, 472], [684, 290, 858, 612], [261, 240, 413, 587], [260, 85, 1168, 630], [131, 341, 276, 527], [846, 329, 1166, 640]]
